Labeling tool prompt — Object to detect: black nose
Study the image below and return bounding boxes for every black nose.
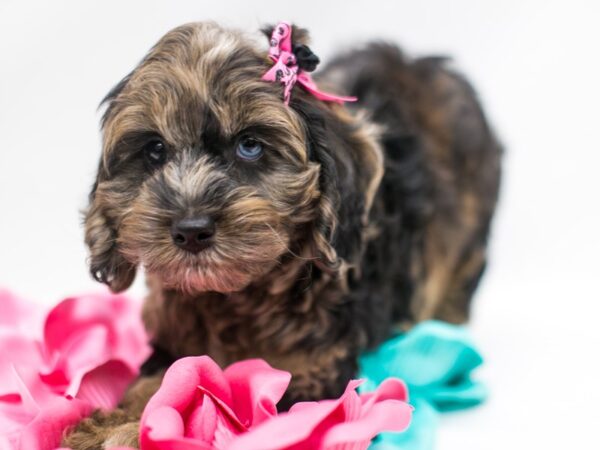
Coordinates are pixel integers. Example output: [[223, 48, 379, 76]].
[[171, 215, 215, 254]]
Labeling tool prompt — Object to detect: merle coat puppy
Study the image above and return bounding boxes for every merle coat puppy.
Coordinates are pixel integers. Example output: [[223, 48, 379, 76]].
[[65, 22, 501, 448]]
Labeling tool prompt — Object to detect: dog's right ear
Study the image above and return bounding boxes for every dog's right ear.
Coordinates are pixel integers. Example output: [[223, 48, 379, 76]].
[[83, 73, 137, 292], [84, 189, 136, 292]]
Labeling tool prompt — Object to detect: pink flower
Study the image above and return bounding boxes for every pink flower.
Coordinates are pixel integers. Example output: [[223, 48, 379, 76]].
[[140, 356, 412, 450], [0, 290, 412, 450], [227, 378, 411, 450], [40, 292, 150, 407], [140, 356, 291, 450], [0, 290, 150, 450]]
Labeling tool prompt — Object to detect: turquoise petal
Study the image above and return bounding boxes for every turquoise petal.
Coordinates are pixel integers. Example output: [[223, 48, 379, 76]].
[[359, 321, 486, 449]]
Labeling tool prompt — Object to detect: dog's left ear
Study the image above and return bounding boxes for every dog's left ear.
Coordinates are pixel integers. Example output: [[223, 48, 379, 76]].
[[261, 22, 382, 272], [293, 99, 383, 274]]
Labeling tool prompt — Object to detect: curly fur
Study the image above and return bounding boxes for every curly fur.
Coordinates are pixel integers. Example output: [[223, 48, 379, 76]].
[[66, 21, 501, 449]]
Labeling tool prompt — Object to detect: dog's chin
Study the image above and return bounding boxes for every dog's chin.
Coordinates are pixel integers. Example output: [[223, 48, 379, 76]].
[[124, 234, 289, 295], [154, 264, 254, 294], [140, 246, 282, 295]]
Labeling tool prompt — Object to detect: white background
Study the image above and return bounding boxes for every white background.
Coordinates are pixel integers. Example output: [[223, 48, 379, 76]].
[[1, 0, 599, 448]]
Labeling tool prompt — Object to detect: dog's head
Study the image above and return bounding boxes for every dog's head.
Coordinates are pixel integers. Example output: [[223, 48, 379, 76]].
[[85, 22, 382, 294]]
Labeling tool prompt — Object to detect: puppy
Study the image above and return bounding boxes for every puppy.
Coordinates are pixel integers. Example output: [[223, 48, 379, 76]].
[[64, 21, 501, 448]]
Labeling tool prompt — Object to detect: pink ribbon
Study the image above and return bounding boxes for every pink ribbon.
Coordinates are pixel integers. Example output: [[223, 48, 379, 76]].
[[262, 21, 357, 105]]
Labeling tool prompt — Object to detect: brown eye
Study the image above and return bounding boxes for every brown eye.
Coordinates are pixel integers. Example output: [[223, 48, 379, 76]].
[[144, 140, 167, 166]]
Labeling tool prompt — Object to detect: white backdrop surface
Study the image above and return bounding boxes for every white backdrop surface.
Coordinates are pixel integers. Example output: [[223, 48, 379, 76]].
[[1, 1, 599, 448]]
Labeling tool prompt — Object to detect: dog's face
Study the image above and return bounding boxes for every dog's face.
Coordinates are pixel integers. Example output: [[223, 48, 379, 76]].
[[85, 22, 382, 294]]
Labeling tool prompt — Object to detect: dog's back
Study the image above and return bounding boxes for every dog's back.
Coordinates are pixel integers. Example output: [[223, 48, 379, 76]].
[[319, 44, 501, 340]]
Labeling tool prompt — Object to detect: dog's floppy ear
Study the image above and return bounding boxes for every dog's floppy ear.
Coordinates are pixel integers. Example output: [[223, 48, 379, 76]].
[[293, 98, 383, 274], [261, 22, 382, 272], [83, 74, 137, 292], [84, 186, 136, 292]]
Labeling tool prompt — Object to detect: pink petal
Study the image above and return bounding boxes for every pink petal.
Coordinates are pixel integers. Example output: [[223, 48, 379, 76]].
[[359, 378, 409, 410], [0, 400, 31, 446], [144, 406, 185, 441], [142, 357, 233, 424], [17, 396, 90, 450], [10, 364, 59, 413], [0, 334, 44, 398], [227, 379, 411, 450], [74, 360, 136, 410], [0, 363, 85, 449], [44, 296, 109, 356], [226, 395, 345, 450], [141, 356, 245, 448], [185, 396, 240, 449], [44, 325, 113, 396], [0, 291, 151, 450], [41, 293, 150, 404], [321, 400, 412, 449], [43, 293, 150, 374], [141, 406, 214, 450], [224, 359, 291, 426], [195, 386, 246, 432], [212, 418, 237, 450], [185, 395, 218, 441]]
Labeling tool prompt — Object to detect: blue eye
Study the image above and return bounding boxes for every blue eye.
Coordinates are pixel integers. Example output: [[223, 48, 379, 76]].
[[236, 137, 263, 161]]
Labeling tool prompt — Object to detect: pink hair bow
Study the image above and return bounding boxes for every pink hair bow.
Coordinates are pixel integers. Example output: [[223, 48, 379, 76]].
[[262, 21, 357, 105]]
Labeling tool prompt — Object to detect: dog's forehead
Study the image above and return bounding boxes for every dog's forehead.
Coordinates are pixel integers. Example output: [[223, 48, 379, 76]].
[[101, 22, 306, 164], [133, 23, 285, 134]]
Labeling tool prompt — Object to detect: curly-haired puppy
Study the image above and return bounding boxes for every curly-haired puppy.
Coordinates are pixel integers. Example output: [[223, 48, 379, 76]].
[[64, 21, 501, 448]]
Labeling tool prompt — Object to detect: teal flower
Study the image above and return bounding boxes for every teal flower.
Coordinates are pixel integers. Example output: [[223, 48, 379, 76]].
[[359, 321, 487, 450]]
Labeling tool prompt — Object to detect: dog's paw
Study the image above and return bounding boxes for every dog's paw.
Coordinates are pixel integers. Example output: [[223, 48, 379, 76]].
[[62, 409, 139, 450]]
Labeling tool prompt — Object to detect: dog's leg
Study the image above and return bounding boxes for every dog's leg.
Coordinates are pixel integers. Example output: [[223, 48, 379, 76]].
[[411, 216, 492, 325], [62, 373, 163, 449], [433, 244, 488, 324], [270, 344, 359, 411]]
